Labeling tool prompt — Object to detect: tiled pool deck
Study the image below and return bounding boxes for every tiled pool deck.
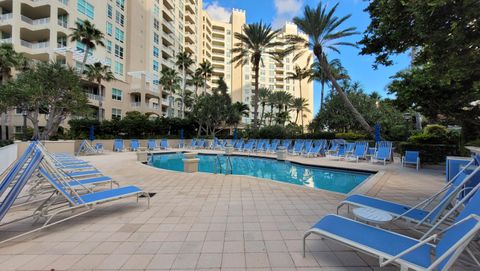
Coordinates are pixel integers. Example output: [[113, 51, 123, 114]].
[[0, 149, 474, 270]]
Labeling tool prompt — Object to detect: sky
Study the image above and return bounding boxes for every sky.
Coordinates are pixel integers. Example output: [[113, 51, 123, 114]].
[[203, 0, 411, 115]]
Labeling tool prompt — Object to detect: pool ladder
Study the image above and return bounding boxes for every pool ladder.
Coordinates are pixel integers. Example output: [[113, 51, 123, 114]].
[[214, 154, 233, 175]]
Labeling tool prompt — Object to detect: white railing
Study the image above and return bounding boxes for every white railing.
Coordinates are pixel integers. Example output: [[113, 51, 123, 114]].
[[86, 93, 102, 101], [161, 99, 170, 107], [0, 13, 13, 22], [0, 38, 12, 44], [21, 15, 50, 25], [146, 103, 160, 110], [58, 20, 68, 28], [148, 85, 160, 93], [21, 40, 49, 49], [58, 0, 69, 5], [131, 102, 141, 108]]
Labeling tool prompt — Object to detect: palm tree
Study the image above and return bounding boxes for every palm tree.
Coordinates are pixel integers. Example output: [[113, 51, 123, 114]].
[[84, 62, 115, 121], [188, 68, 205, 98], [290, 97, 311, 124], [290, 2, 373, 135], [69, 20, 105, 74], [198, 60, 213, 94], [175, 51, 194, 118], [310, 59, 340, 112], [258, 88, 272, 126], [286, 65, 311, 128], [275, 91, 293, 113], [231, 21, 285, 128], [160, 67, 181, 117], [0, 44, 26, 140]]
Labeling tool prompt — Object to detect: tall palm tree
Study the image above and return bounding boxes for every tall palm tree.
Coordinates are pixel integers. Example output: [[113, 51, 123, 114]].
[[188, 68, 205, 98], [227, 102, 250, 130], [286, 65, 311, 128], [175, 51, 194, 118], [266, 92, 277, 125], [258, 88, 272, 127], [198, 60, 213, 94], [290, 2, 373, 135], [0, 44, 26, 140], [160, 67, 181, 117], [275, 91, 293, 113], [310, 59, 340, 112], [69, 20, 105, 74], [290, 97, 311, 124], [231, 21, 285, 129], [84, 62, 115, 121]]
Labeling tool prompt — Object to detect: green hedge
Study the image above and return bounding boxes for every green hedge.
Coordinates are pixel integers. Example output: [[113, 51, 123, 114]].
[[0, 140, 13, 148], [396, 142, 461, 164]]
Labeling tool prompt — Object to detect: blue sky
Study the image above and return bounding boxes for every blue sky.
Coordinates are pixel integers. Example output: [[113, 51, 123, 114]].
[[203, 0, 411, 115]]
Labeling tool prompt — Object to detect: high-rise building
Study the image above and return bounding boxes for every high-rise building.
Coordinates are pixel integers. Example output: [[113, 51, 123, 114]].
[[0, 0, 313, 139]]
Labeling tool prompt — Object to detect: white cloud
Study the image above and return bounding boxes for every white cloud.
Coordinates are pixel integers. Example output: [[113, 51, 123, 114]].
[[272, 0, 303, 29], [204, 1, 231, 23]]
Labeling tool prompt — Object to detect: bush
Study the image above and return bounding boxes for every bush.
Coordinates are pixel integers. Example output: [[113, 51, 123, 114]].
[[335, 132, 370, 141], [397, 142, 460, 164], [256, 125, 286, 139], [0, 140, 13, 148], [408, 124, 459, 145], [466, 139, 480, 147]]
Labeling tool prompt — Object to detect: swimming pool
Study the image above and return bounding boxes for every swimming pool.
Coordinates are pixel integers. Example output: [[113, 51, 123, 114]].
[[149, 153, 373, 194]]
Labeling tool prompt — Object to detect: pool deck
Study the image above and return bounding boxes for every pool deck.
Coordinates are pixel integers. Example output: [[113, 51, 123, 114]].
[[0, 148, 474, 270]]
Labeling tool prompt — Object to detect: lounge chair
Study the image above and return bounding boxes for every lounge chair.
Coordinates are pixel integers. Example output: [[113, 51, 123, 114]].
[[403, 151, 420, 170], [234, 140, 244, 151], [303, 188, 480, 271], [130, 139, 140, 151], [345, 142, 368, 162], [210, 138, 219, 149], [266, 140, 279, 153], [338, 158, 480, 228], [178, 139, 185, 148], [189, 139, 197, 149], [281, 139, 292, 150], [147, 139, 157, 150], [160, 139, 169, 150], [76, 140, 102, 156], [304, 143, 322, 157], [289, 140, 304, 155], [371, 145, 392, 165], [196, 139, 205, 149], [218, 139, 227, 150], [242, 140, 255, 153], [114, 139, 124, 152]]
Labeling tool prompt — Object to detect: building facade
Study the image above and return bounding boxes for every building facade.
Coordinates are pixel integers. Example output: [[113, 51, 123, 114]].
[[0, 0, 313, 139]]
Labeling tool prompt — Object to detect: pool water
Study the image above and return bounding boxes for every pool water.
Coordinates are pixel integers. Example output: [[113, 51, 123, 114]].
[[150, 153, 372, 194]]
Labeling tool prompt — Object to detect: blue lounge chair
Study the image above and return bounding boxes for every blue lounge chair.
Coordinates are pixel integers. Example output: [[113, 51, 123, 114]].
[[371, 145, 392, 165], [304, 143, 322, 157], [210, 138, 219, 149], [338, 158, 480, 228], [178, 139, 185, 148], [76, 140, 102, 156], [242, 140, 255, 153], [345, 142, 368, 162], [189, 139, 197, 149], [160, 139, 169, 150], [196, 139, 205, 149], [281, 139, 292, 149], [234, 140, 244, 151], [130, 139, 140, 151], [266, 140, 279, 153], [147, 139, 157, 150], [289, 140, 305, 155], [114, 139, 124, 152], [403, 151, 420, 170], [303, 187, 480, 271], [218, 139, 227, 150]]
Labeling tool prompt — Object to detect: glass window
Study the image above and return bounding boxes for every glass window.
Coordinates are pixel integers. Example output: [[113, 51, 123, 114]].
[[153, 33, 159, 44], [114, 61, 123, 75], [112, 108, 122, 119], [106, 22, 113, 36], [106, 40, 112, 53], [115, 28, 124, 43], [78, 0, 94, 19], [105, 57, 112, 66], [153, 47, 159, 57], [153, 5, 159, 16], [153, 19, 159, 30], [112, 88, 122, 101], [153, 60, 159, 71], [114, 44, 123, 59], [107, 4, 113, 19], [115, 11, 124, 26], [116, 0, 125, 11]]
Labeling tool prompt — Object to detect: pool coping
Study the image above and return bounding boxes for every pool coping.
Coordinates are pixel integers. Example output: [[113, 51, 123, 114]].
[[145, 150, 382, 197]]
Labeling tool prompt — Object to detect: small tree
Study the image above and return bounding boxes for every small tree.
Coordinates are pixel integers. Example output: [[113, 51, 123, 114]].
[[175, 51, 194, 118], [160, 67, 182, 117], [258, 88, 272, 127], [290, 97, 310, 124], [287, 65, 311, 128], [84, 62, 115, 121], [69, 20, 105, 74], [188, 68, 205, 98], [198, 60, 213, 94]]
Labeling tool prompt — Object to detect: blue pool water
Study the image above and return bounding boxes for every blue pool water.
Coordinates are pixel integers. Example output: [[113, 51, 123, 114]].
[[150, 153, 373, 194]]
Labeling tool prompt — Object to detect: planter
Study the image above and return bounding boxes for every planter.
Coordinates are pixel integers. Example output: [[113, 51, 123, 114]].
[[137, 151, 148, 163], [225, 145, 234, 155], [184, 152, 197, 159], [277, 146, 287, 160], [183, 158, 200, 173]]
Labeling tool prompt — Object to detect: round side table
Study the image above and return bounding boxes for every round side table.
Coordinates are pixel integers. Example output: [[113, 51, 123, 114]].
[[352, 207, 393, 227]]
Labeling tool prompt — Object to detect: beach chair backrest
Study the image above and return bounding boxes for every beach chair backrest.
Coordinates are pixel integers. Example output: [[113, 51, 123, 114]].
[[39, 167, 81, 205], [354, 143, 367, 157], [161, 139, 168, 148], [405, 151, 419, 163], [114, 139, 123, 151], [131, 139, 139, 149], [148, 139, 156, 149], [375, 145, 390, 160], [0, 142, 36, 198], [345, 143, 355, 153], [190, 139, 196, 147], [0, 150, 43, 222]]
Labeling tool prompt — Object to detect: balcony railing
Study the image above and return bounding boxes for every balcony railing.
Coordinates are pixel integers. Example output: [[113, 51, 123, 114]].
[[131, 102, 141, 108], [86, 93, 103, 101], [58, 20, 68, 28], [0, 13, 13, 22], [0, 38, 12, 44], [20, 40, 49, 49], [58, 0, 69, 5], [21, 15, 50, 25], [147, 103, 160, 110], [161, 99, 170, 107]]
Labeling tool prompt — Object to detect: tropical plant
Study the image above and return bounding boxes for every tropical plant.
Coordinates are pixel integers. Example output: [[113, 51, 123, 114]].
[[84, 62, 115, 121], [175, 51, 194, 118], [290, 97, 311, 124], [231, 21, 285, 129], [188, 68, 205, 98], [0, 62, 88, 139], [258, 88, 272, 126], [160, 67, 182, 117], [310, 58, 341, 112], [227, 102, 250, 129], [287, 65, 311, 128], [198, 60, 213, 94], [0, 44, 26, 140], [289, 2, 373, 135], [69, 20, 105, 74]]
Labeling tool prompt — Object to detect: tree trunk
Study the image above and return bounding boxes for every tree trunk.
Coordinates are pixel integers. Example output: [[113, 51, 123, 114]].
[[260, 104, 265, 127], [295, 110, 299, 123], [299, 81, 304, 131], [318, 53, 373, 135], [1, 72, 8, 140], [181, 64, 186, 118], [320, 82, 325, 112], [98, 81, 103, 121], [252, 57, 260, 129], [80, 47, 90, 74], [204, 77, 207, 94]]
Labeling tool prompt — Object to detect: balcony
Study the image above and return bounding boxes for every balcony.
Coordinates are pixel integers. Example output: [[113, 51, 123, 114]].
[[163, 0, 174, 10], [21, 15, 50, 26], [20, 40, 49, 49], [161, 59, 175, 69], [86, 93, 103, 102], [131, 102, 141, 108], [163, 20, 175, 33], [146, 103, 160, 110], [162, 33, 175, 46], [57, 20, 68, 28], [163, 9, 174, 22], [0, 38, 12, 44], [0, 13, 13, 23], [161, 99, 170, 107]]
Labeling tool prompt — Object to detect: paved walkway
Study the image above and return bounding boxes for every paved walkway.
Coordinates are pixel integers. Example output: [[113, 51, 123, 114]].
[[0, 149, 472, 270]]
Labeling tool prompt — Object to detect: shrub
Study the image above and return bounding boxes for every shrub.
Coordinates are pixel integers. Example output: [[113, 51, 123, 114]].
[[397, 142, 460, 164], [408, 124, 459, 145], [466, 139, 480, 147], [335, 132, 370, 141], [0, 140, 13, 148], [257, 125, 286, 139]]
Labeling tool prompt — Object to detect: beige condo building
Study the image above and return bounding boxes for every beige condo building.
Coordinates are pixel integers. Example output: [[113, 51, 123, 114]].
[[0, 0, 313, 139]]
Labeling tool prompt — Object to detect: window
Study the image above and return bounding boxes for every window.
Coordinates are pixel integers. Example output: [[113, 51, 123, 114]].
[[116, 0, 125, 11], [114, 44, 123, 59], [114, 61, 123, 75], [77, 0, 94, 19], [153, 33, 159, 44], [153, 5, 159, 16], [269, 78, 274, 83], [153, 60, 159, 71], [15, 126, 23, 134], [115, 11, 124, 26], [244, 75, 249, 80], [112, 108, 122, 119], [153, 19, 159, 30], [106, 22, 113, 36], [107, 4, 113, 19], [105, 57, 112, 66], [153, 79, 159, 85], [106, 40, 112, 53], [112, 88, 122, 101], [153, 47, 159, 57], [269, 64, 275, 69], [115, 28, 124, 42]]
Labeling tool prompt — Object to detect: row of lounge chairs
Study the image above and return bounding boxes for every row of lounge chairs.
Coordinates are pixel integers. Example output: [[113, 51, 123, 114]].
[[0, 141, 149, 244], [304, 155, 480, 270]]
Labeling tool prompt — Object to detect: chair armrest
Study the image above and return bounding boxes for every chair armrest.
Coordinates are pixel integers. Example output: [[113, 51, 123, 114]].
[[379, 234, 437, 267]]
